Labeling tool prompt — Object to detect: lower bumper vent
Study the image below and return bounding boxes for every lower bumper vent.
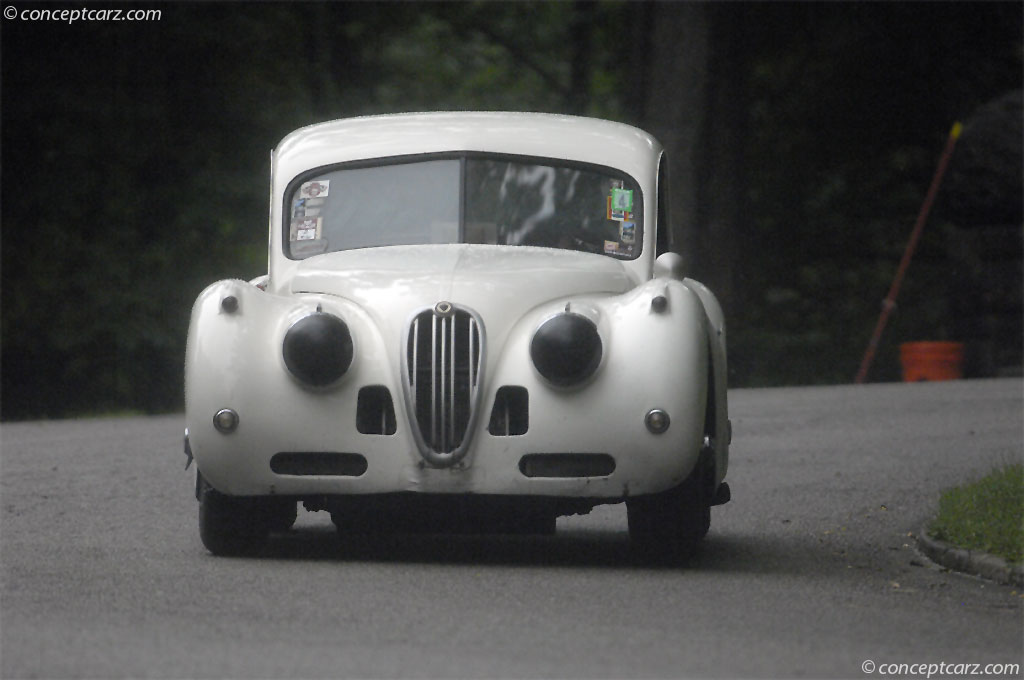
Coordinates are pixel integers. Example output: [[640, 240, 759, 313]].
[[270, 452, 368, 476], [519, 453, 616, 478]]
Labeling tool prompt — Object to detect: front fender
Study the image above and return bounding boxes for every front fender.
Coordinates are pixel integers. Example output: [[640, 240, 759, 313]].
[[483, 278, 711, 494], [184, 279, 407, 494], [682, 277, 729, 485]]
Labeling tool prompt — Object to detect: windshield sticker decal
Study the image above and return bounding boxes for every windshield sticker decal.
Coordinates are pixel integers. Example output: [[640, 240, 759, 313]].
[[609, 187, 633, 221], [300, 180, 330, 199], [606, 196, 631, 221], [292, 198, 324, 220], [604, 240, 619, 254], [620, 221, 636, 245], [290, 217, 322, 242]]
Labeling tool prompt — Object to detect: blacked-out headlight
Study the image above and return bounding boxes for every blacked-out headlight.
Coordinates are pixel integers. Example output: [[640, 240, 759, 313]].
[[283, 313, 353, 387], [530, 313, 602, 387]]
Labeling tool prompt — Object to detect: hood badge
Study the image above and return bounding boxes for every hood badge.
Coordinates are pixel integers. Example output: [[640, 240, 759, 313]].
[[433, 301, 455, 318]]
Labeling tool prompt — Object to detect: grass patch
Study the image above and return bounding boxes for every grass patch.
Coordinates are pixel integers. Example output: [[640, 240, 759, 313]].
[[929, 464, 1024, 564]]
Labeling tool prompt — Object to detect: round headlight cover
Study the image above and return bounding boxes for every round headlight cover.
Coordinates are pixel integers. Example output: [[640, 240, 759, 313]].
[[530, 313, 602, 387], [283, 312, 353, 387]]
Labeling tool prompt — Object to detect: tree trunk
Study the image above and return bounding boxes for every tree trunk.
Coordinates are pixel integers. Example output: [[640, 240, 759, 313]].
[[568, 1, 597, 115], [638, 3, 746, 312]]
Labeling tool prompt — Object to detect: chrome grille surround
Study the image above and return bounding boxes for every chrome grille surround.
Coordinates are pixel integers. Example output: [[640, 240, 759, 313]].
[[402, 303, 485, 467]]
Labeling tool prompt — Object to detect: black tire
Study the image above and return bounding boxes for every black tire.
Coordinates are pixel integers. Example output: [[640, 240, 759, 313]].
[[523, 513, 558, 536], [330, 510, 376, 536], [197, 473, 290, 556], [266, 499, 298, 534], [626, 459, 712, 563]]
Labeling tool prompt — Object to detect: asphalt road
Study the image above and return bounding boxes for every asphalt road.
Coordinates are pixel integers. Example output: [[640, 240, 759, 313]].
[[2, 379, 1022, 679]]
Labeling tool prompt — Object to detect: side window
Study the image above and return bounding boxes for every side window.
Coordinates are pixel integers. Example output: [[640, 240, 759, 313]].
[[656, 155, 671, 256]]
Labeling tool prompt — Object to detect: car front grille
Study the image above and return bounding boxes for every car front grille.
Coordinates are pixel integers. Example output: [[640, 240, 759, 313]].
[[406, 304, 483, 463]]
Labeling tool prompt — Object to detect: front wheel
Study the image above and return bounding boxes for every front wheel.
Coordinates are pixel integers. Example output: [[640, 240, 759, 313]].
[[197, 473, 295, 556], [626, 459, 712, 562]]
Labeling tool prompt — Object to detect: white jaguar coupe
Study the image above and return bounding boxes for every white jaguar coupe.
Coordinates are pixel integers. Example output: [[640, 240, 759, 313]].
[[184, 112, 731, 559]]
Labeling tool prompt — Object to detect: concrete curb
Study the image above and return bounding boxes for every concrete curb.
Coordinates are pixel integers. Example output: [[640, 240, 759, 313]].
[[917, 526, 1024, 587]]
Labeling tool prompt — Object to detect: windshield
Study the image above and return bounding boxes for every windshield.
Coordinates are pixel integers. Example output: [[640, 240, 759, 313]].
[[285, 155, 642, 260]]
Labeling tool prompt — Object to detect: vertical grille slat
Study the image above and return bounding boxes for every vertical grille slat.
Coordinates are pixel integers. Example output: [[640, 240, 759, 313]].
[[468, 318, 476, 390], [410, 317, 419, 414], [431, 314, 438, 449], [449, 314, 456, 452], [406, 305, 483, 461]]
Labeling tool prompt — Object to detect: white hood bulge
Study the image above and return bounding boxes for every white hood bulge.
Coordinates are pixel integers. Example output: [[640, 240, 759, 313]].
[[290, 243, 635, 306], [289, 244, 635, 341]]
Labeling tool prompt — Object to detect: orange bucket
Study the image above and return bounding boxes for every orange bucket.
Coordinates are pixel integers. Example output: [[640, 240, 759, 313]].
[[899, 341, 965, 382]]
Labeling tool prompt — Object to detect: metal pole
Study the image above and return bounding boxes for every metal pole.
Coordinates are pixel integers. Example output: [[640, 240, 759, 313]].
[[854, 122, 962, 384]]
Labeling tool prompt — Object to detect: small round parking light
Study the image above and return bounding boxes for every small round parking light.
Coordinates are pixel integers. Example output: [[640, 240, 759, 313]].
[[221, 295, 239, 314], [213, 408, 239, 434], [644, 409, 670, 434]]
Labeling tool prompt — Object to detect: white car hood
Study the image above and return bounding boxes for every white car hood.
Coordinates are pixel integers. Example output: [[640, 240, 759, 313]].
[[289, 244, 634, 339], [292, 243, 633, 307]]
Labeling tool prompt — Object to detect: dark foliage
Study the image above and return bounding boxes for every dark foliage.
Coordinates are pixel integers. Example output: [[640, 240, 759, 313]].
[[1, 2, 1020, 419]]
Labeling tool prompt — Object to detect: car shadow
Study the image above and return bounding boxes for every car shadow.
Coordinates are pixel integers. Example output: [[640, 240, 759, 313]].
[[253, 522, 823, 574], [260, 524, 637, 568]]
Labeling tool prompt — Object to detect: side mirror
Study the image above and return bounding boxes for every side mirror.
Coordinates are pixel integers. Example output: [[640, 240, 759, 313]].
[[653, 252, 685, 280]]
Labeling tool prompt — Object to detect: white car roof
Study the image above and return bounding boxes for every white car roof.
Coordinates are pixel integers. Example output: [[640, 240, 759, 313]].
[[268, 112, 663, 287], [273, 111, 662, 187]]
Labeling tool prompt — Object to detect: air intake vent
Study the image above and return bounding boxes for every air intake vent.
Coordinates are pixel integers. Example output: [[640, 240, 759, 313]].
[[357, 385, 396, 435], [406, 304, 484, 464], [488, 386, 528, 436]]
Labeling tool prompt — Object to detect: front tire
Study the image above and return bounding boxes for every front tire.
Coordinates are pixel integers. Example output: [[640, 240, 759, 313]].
[[197, 473, 295, 556], [516, 513, 557, 536], [626, 457, 713, 562]]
